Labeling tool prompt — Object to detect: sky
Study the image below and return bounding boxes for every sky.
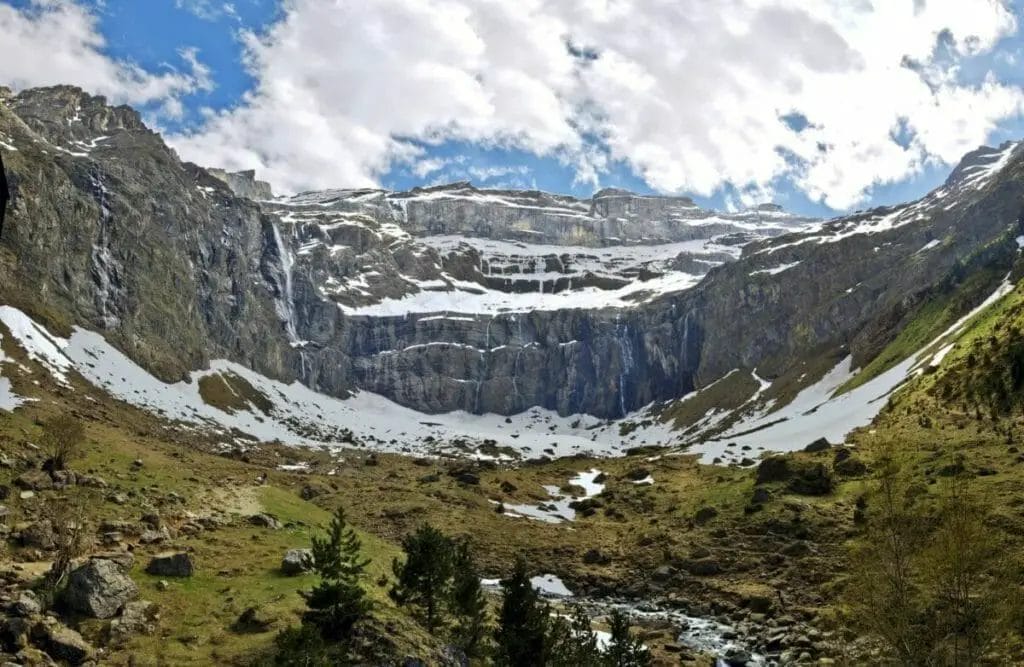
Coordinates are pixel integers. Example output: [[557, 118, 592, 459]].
[[3, 1, 1024, 217]]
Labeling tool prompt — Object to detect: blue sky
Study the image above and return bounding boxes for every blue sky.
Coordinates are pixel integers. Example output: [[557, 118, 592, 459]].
[[4, 0, 1024, 217]]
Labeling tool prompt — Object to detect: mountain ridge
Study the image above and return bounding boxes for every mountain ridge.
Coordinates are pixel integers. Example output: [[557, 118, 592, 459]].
[[1, 85, 1022, 437]]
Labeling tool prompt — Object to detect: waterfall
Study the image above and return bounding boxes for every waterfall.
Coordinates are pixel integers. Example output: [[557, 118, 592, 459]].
[[271, 222, 298, 342], [616, 314, 634, 417]]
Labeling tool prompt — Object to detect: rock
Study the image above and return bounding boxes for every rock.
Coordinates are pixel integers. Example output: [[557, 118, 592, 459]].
[[76, 474, 107, 488], [139, 527, 171, 544], [682, 558, 722, 576], [9, 591, 41, 617], [582, 548, 611, 565], [109, 600, 158, 646], [13, 471, 52, 492], [18, 490, 34, 500], [755, 457, 791, 484], [141, 511, 162, 529], [299, 484, 322, 500], [418, 473, 441, 484], [30, 620, 95, 665], [231, 606, 276, 633], [156, 580, 170, 591], [834, 456, 867, 477], [454, 472, 480, 485], [832, 447, 853, 463], [651, 565, 675, 582], [787, 463, 834, 496], [19, 520, 54, 550], [248, 513, 282, 530], [693, 506, 718, 525], [64, 558, 139, 619], [803, 437, 831, 453], [782, 541, 811, 557], [280, 548, 314, 575], [106, 492, 128, 505], [751, 487, 771, 504], [145, 552, 194, 578]]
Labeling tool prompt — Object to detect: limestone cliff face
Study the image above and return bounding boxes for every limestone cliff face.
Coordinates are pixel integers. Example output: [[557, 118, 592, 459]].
[[1, 86, 1022, 420]]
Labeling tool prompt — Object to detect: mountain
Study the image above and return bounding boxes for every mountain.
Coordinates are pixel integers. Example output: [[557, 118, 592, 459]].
[[5, 85, 1024, 667], [1, 85, 1023, 460]]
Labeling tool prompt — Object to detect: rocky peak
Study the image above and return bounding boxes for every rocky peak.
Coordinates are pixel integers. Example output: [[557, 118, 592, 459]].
[[10, 85, 145, 146], [208, 168, 274, 200], [943, 141, 1021, 191]]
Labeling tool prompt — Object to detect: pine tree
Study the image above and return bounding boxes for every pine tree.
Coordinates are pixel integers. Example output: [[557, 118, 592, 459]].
[[390, 524, 454, 631], [495, 556, 550, 667], [449, 538, 489, 657], [603, 609, 650, 666], [547, 605, 602, 667], [303, 506, 371, 640]]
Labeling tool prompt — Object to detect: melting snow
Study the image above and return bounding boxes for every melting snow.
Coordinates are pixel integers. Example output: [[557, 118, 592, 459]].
[[498, 469, 605, 523]]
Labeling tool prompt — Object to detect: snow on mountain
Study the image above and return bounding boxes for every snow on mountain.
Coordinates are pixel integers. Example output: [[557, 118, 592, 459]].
[[263, 183, 817, 316]]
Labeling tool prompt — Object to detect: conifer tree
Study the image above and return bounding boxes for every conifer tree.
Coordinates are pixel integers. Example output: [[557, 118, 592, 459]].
[[449, 538, 489, 657], [548, 605, 601, 667], [303, 506, 371, 639], [603, 609, 650, 666], [495, 556, 550, 667], [390, 524, 454, 631]]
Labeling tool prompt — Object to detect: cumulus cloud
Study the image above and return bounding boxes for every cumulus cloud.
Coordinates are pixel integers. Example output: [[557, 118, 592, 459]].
[[4, 0, 1022, 209], [0, 1, 211, 112]]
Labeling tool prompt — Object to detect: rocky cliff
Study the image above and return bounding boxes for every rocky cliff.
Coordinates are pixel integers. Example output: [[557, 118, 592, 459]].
[[1, 86, 1022, 423]]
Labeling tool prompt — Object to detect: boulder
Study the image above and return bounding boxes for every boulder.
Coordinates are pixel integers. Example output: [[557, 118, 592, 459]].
[[231, 606, 276, 634], [834, 456, 868, 477], [30, 620, 95, 665], [64, 558, 139, 619], [803, 438, 832, 453], [582, 548, 611, 565], [786, 463, 834, 496], [109, 600, 158, 646], [693, 506, 718, 525], [280, 548, 314, 576], [9, 591, 41, 617], [755, 457, 791, 484], [145, 552, 194, 578], [19, 520, 54, 550], [139, 527, 170, 544], [13, 471, 52, 492], [248, 513, 282, 530]]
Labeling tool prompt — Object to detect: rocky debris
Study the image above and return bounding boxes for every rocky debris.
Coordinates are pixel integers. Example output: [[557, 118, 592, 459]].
[[108, 600, 158, 646], [30, 619, 95, 665], [64, 557, 138, 619], [145, 552, 194, 578], [248, 513, 282, 530], [280, 548, 313, 576]]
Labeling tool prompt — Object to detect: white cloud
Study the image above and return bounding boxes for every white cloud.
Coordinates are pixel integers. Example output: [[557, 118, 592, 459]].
[[5, 0, 1022, 209], [0, 1, 209, 111]]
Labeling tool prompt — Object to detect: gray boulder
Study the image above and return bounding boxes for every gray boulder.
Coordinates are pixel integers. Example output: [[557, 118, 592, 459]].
[[64, 558, 138, 619], [109, 600, 158, 646], [145, 552, 194, 577], [280, 548, 313, 576], [30, 619, 95, 665]]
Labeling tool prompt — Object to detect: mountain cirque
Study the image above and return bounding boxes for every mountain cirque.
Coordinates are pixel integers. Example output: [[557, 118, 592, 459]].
[[1, 85, 1023, 451]]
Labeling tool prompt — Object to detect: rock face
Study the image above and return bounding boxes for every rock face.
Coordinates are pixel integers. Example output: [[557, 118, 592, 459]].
[[64, 558, 139, 619], [2, 85, 1023, 429]]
